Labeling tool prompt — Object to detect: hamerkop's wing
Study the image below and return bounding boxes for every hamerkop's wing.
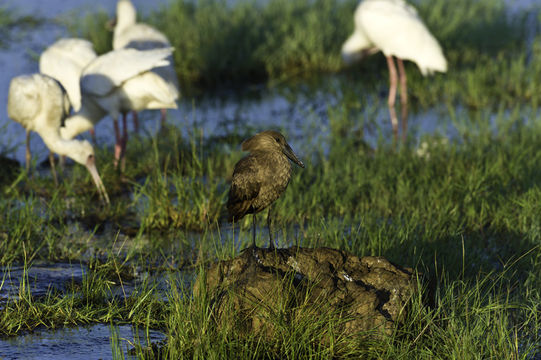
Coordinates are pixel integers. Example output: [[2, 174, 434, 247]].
[[227, 156, 261, 222]]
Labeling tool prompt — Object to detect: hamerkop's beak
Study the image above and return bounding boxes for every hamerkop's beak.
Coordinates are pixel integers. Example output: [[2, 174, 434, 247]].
[[86, 155, 110, 205], [283, 144, 305, 168]]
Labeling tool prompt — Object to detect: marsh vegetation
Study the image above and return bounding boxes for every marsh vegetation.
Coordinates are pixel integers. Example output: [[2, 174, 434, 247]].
[[1, 0, 540, 358]]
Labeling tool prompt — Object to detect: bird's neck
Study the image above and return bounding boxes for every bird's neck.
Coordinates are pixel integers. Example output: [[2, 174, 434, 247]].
[[115, 1, 137, 36], [61, 112, 95, 140], [61, 102, 105, 140], [38, 128, 87, 166]]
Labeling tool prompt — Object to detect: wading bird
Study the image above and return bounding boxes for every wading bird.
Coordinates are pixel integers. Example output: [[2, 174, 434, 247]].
[[342, 0, 447, 143], [227, 130, 304, 249], [60, 47, 177, 170], [39, 38, 97, 113], [112, 0, 179, 132], [40, 38, 98, 142], [7, 74, 109, 204]]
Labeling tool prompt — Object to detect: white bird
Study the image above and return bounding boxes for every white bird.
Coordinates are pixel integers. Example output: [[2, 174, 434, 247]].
[[112, 0, 179, 132], [7, 74, 109, 204], [60, 47, 177, 170], [39, 38, 97, 112], [39, 38, 99, 143], [342, 0, 447, 143]]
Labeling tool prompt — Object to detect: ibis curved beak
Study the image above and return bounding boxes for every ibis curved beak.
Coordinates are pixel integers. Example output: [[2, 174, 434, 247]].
[[86, 155, 110, 205], [283, 144, 305, 168]]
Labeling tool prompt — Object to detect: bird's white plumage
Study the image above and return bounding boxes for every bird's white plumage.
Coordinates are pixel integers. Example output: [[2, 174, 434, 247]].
[[342, 0, 447, 75], [8, 74, 69, 136], [7, 74, 95, 166], [61, 47, 178, 140], [114, 23, 170, 50], [39, 38, 97, 111], [8, 74, 110, 202], [113, 0, 179, 99], [80, 47, 171, 96]]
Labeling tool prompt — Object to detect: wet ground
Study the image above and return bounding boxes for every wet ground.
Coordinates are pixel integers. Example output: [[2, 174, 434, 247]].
[[0, 0, 539, 162], [0, 323, 166, 360], [0, 263, 86, 301], [0, 0, 539, 358], [0, 0, 321, 164], [0, 261, 184, 359], [0, 0, 467, 166]]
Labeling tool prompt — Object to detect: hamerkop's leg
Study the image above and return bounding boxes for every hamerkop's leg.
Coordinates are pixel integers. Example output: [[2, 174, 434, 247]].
[[252, 213, 257, 248], [385, 55, 399, 145], [267, 206, 274, 249], [397, 58, 408, 143]]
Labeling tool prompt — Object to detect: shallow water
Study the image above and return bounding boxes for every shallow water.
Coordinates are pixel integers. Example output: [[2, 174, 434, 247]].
[[0, 323, 166, 360], [0, 0, 172, 163], [0, 0, 503, 166], [0, 0, 538, 165], [0, 259, 193, 303], [0, 0, 539, 358], [0, 263, 86, 301]]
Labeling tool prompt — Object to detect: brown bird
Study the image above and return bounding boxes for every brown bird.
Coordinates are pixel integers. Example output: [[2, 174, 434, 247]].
[[227, 130, 305, 249]]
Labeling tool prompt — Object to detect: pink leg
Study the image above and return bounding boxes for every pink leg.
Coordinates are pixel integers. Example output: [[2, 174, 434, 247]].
[[385, 55, 399, 144], [114, 117, 121, 168], [25, 130, 31, 173], [396, 58, 408, 143], [132, 111, 139, 134], [121, 112, 128, 171], [59, 155, 66, 171], [48, 151, 58, 186], [89, 128, 97, 144], [160, 109, 167, 130]]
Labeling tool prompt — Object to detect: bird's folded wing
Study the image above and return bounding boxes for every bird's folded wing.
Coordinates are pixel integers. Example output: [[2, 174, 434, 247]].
[[360, 0, 444, 71], [40, 57, 85, 112], [229, 156, 261, 203], [42, 38, 97, 69]]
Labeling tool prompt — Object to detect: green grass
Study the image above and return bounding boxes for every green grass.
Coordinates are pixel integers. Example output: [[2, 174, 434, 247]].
[[0, 7, 13, 48], [162, 264, 540, 359], [1, 103, 540, 357], [61, 9, 113, 55], [65, 0, 540, 109], [0, 0, 540, 357]]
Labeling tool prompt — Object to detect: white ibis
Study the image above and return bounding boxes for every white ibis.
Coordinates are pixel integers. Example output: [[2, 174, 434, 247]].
[[113, 0, 179, 132], [342, 0, 447, 143], [7, 74, 109, 204], [60, 47, 178, 170]]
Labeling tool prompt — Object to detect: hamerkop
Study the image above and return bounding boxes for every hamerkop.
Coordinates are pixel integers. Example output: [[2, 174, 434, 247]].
[[227, 130, 305, 248]]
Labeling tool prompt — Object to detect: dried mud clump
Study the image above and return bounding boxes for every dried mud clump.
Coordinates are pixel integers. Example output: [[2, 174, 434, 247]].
[[194, 247, 417, 341]]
